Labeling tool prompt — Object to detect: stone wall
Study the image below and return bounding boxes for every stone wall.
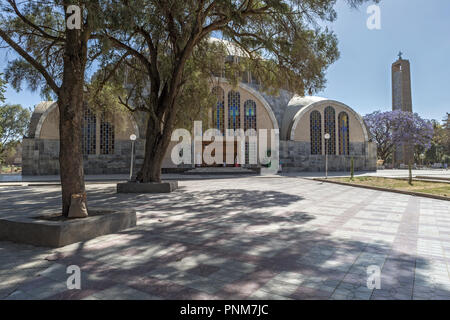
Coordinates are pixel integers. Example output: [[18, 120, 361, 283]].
[[279, 140, 377, 172], [22, 138, 147, 176]]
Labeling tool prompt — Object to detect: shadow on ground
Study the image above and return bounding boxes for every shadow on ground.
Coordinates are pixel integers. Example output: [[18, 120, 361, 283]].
[[0, 184, 449, 300]]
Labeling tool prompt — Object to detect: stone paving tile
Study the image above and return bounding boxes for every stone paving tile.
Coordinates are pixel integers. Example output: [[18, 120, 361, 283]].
[[1, 177, 450, 300], [4, 290, 35, 300], [21, 278, 67, 300], [248, 289, 293, 300], [291, 286, 332, 300], [88, 284, 163, 300]]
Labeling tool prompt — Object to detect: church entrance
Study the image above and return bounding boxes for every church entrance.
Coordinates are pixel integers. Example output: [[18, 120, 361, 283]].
[[201, 140, 238, 167]]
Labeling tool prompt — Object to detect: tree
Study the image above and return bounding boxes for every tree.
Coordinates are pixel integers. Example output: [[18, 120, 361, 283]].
[[0, 73, 6, 103], [0, 104, 30, 163], [3, 143, 22, 168], [416, 120, 445, 165], [86, 45, 218, 132], [100, 0, 375, 183], [364, 110, 434, 163], [444, 113, 450, 157], [363, 111, 394, 162], [0, 0, 106, 216]]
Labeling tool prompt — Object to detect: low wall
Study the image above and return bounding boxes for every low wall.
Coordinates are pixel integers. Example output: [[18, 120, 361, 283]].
[[22, 138, 146, 175], [280, 140, 377, 172]]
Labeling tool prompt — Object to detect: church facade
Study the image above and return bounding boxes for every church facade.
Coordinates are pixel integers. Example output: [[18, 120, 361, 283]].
[[22, 79, 377, 175]]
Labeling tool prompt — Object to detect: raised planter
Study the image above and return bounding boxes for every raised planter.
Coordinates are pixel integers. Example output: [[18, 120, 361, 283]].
[[0, 209, 137, 248], [117, 181, 178, 193]]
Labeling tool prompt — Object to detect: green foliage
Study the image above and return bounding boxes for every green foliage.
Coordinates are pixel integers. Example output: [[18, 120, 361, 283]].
[[91, 39, 228, 131], [444, 113, 450, 156], [0, 73, 6, 103], [416, 118, 450, 165], [0, 1, 109, 100], [0, 104, 30, 163]]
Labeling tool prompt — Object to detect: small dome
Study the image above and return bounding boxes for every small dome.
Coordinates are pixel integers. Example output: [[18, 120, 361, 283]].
[[27, 101, 57, 138], [281, 96, 327, 140]]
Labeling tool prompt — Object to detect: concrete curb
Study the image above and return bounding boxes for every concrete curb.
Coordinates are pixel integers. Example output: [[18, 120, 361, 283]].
[[416, 176, 450, 182], [313, 178, 450, 202]]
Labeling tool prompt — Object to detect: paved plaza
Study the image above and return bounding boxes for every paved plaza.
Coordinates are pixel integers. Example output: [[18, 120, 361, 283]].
[[1, 176, 450, 300]]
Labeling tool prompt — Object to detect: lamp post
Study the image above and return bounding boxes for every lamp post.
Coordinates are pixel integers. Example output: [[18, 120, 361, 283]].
[[324, 133, 331, 179], [420, 153, 425, 169], [129, 134, 137, 181]]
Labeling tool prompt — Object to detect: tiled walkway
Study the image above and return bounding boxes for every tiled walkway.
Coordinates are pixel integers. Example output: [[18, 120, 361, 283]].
[[1, 177, 450, 300]]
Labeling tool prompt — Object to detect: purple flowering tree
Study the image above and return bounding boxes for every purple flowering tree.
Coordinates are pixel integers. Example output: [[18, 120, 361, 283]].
[[364, 110, 434, 162]]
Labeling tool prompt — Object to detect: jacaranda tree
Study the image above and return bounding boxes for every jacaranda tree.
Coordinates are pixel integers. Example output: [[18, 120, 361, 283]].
[[364, 110, 434, 162]]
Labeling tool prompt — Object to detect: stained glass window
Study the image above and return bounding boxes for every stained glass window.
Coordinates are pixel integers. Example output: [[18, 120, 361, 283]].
[[324, 106, 336, 155], [310, 111, 322, 155], [100, 113, 115, 155], [228, 90, 241, 132], [339, 112, 350, 155], [244, 100, 257, 132], [82, 107, 96, 155], [212, 86, 225, 135]]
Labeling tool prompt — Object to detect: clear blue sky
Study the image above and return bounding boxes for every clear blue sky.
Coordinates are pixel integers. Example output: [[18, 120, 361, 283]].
[[1, 0, 448, 123], [319, 0, 450, 123]]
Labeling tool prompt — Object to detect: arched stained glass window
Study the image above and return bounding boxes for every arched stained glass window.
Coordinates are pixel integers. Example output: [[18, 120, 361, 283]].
[[244, 100, 257, 165], [82, 106, 96, 155], [324, 106, 336, 155], [339, 112, 350, 155], [244, 100, 257, 132], [212, 86, 225, 134], [228, 90, 241, 131], [100, 113, 115, 155], [310, 111, 322, 155]]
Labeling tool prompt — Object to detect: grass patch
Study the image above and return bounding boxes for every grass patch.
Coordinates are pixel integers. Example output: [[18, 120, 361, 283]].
[[331, 177, 450, 198], [0, 166, 21, 174]]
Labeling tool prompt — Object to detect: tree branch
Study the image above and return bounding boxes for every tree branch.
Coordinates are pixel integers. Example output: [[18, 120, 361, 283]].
[[0, 29, 60, 94]]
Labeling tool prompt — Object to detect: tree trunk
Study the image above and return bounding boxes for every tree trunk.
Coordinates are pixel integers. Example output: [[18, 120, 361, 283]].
[[137, 99, 180, 183], [58, 90, 85, 216], [137, 115, 171, 183], [58, 26, 88, 216]]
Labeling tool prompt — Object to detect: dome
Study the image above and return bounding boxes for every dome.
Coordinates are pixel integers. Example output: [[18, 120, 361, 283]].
[[208, 37, 250, 58], [27, 101, 57, 138], [281, 96, 326, 140]]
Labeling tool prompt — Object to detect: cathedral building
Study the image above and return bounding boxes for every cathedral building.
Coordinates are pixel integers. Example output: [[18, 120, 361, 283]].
[[22, 41, 377, 175]]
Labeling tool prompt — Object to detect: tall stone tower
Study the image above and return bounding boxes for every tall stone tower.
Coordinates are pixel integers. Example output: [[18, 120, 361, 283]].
[[392, 52, 414, 166], [392, 52, 413, 112]]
